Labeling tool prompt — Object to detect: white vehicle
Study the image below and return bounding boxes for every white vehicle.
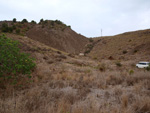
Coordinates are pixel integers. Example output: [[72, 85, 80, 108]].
[[136, 62, 150, 68]]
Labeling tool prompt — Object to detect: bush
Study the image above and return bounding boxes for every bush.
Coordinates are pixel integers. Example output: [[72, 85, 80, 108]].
[[123, 50, 127, 54], [31, 20, 36, 24], [84, 44, 94, 54], [87, 44, 93, 49], [39, 18, 44, 24], [16, 29, 20, 34], [129, 70, 134, 75], [8, 27, 13, 33], [89, 38, 93, 42], [21, 19, 28, 23], [84, 50, 91, 54], [1, 23, 9, 32], [55, 20, 63, 25], [0, 34, 36, 80], [13, 18, 17, 23], [55, 20, 67, 27], [146, 66, 150, 71], [68, 25, 71, 28], [1, 23, 14, 33]]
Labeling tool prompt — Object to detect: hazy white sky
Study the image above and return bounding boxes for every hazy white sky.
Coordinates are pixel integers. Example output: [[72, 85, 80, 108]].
[[0, 0, 150, 37]]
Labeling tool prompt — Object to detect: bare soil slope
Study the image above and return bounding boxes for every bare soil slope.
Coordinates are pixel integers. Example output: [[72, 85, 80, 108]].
[[88, 29, 150, 61], [27, 25, 88, 54]]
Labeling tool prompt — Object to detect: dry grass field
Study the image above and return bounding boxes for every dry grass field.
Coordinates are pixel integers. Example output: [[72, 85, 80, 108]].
[[88, 29, 150, 61], [0, 33, 150, 113]]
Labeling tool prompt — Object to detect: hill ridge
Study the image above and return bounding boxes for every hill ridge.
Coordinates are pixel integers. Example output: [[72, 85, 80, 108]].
[[0, 19, 88, 54]]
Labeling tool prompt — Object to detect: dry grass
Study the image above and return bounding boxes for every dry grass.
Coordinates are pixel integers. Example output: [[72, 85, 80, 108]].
[[89, 29, 150, 61], [1, 33, 150, 113], [1, 67, 149, 113]]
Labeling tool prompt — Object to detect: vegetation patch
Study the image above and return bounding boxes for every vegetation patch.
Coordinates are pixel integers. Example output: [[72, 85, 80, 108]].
[[0, 34, 36, 84], [122, 50, 127, 54], [115, 62, 122, 67]]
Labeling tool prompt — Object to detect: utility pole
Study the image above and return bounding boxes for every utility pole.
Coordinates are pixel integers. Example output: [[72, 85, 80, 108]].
[[101, 29, 102, 37]]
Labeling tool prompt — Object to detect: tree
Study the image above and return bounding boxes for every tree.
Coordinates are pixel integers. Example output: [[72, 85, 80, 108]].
[[39, 18, 44, 24], [21, 19, 28, 23], [13, 18, 17, 23], [0, 34, 36, 81], [31, 20, 37, 24]]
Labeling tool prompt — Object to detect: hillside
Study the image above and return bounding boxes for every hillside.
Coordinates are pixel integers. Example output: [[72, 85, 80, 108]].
[[87, 29, 150, 61], [0, 20, 88, 54], [0, 33, 150, 113], [0, 19, 150, 113]]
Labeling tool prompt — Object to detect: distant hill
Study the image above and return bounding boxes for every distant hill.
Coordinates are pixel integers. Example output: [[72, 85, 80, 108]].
[[86, 29, 150, 61], [1, 20, 150, 113], [0, 19, 88, 54], [1, 19, 150, 60]]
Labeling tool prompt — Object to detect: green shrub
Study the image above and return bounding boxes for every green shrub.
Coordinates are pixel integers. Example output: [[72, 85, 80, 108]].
[[1, 23, 9, 32], [39, 18, 44, 24], [0, 34, 36, 80], [55, 20, 63, 25], [68, 25, 71, 28], [31, 20, 36, 24], [89, 38, 93, 42], [55, 20, 67, 27], [87, 44, 93, 49], [84, 49, 91, 54], [13, 18, 17, 23], [8, 27, 13, 33], [21, 19, 28, 23], [1, 23, 14, 33], [84, 44, 94, 54], [146, 66, 150, 71], [129, 70, 134, 75], [16, 29, 20, 34]]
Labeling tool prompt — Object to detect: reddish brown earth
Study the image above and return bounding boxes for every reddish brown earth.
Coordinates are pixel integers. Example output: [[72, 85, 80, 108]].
[[27, 25, 88, 54]]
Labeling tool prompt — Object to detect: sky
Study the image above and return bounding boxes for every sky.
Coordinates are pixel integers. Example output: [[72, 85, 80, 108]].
[[0, 0, 150, 37]]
